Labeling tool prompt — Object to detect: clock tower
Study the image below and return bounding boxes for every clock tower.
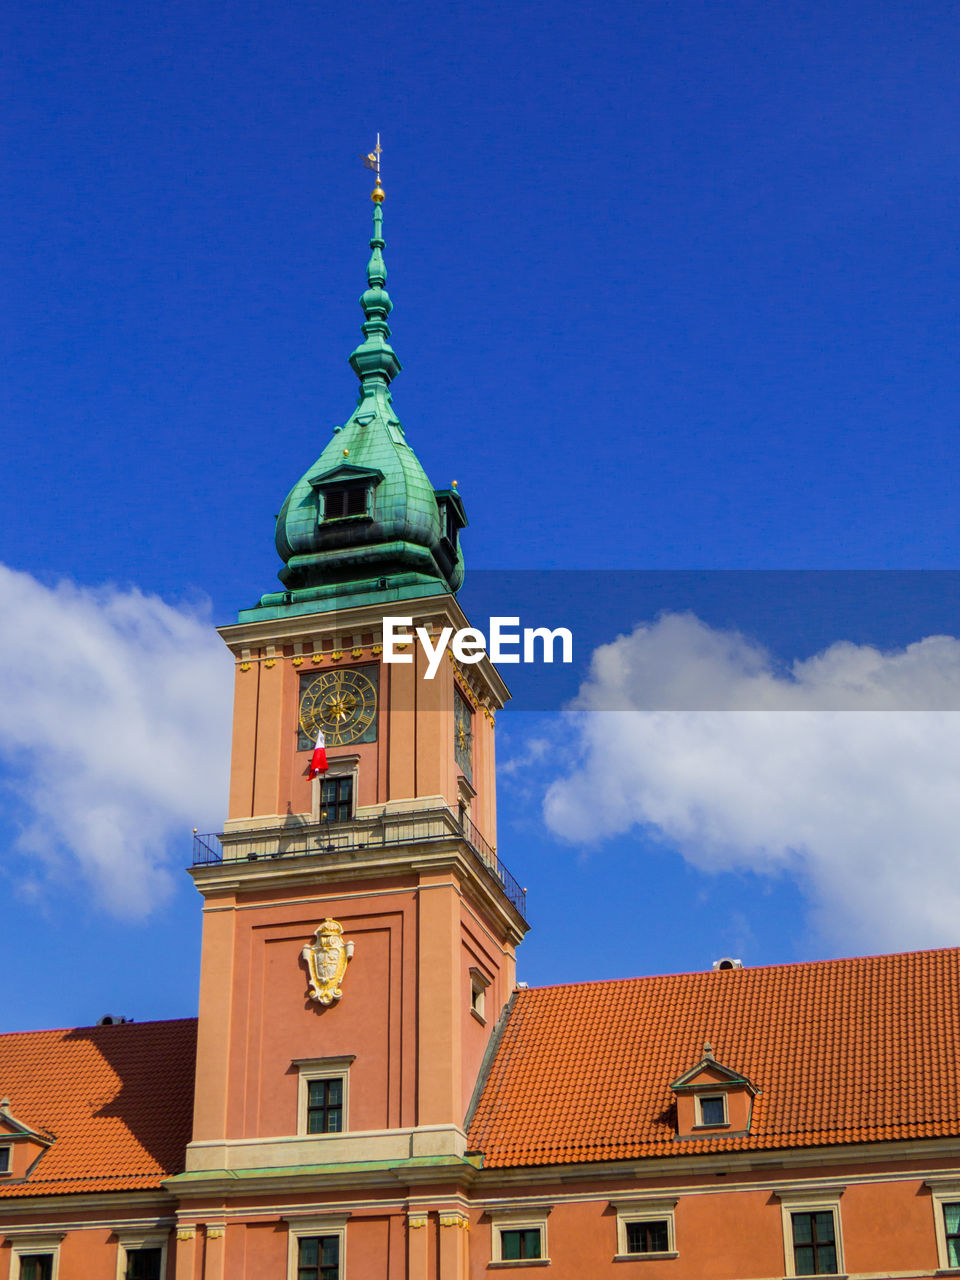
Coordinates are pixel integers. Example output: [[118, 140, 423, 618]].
[[174, 161, 527, 1279]]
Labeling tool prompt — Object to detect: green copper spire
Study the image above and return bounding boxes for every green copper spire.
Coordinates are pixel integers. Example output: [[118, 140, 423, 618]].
[[348, 201, 402, 391], [241, 146, 467, 622]]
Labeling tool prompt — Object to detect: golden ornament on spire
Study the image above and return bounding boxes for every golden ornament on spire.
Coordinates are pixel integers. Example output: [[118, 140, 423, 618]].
[[361, 133, 384, 202]]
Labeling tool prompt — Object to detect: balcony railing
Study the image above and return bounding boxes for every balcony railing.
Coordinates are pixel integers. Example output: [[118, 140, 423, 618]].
[[192, 807, 527, 920]]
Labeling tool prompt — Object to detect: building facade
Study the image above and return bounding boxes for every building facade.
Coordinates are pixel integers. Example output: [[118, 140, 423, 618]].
[[3, 177, 960, 1279]]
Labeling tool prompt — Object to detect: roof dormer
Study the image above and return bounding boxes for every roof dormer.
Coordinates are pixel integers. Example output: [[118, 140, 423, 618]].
[[0, 1097, 53, 1180], [669, 1043, 757, 1139]]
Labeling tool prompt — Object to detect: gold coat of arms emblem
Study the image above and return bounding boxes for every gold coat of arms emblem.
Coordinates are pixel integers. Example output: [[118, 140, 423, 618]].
[[301, 919, 354, 1005]]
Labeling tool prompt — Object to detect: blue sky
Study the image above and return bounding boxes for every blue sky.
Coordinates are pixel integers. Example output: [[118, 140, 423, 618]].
[[4, 0, 960, 1030]]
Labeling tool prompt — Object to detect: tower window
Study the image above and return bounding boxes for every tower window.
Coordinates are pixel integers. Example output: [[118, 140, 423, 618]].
[[318, 776, 353, 823], [323, 486, 367, 520], [469, 966, 491, 1023], [306, 1078, 343, 1133]]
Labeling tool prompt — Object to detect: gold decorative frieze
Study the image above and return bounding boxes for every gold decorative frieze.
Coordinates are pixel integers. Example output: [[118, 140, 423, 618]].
[[206, 1227, 224, 1240], [351, 647, 363, 658], [302, 919, 355, 1005], [407, 1215, 428, 1230], [176, 1228, 195, 1242], [331, 650, 343, 661], [439, 1212, 469, 1230]]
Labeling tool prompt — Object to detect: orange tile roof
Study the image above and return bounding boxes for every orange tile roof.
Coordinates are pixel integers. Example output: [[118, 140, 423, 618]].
[[0, 1018, 196, 1197], [468, 947, 960, 1168]]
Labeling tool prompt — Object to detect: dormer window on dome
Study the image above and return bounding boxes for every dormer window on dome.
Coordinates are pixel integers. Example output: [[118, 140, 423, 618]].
[[309, 464, 383, 525], [670, 1043, 758, 1139], [324, 486, 367, 520]]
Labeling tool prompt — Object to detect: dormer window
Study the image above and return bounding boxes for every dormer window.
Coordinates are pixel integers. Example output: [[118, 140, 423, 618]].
[[434, 487, 467, 567], [670, 1043, 757, 1139], [309, 463, 383, 528], [0, 1145, 8, 1173], [440, 501, 458, 547], [324, 485, 368, 520]]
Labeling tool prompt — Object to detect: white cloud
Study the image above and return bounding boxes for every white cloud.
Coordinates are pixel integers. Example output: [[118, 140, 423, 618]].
[[0, 565, 233, 916], [543, 612, 960, 951]]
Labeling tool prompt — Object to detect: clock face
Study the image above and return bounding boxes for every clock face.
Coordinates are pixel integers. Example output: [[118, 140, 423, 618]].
[[454, 685, 473, 780], [299, 668, 378, 747]]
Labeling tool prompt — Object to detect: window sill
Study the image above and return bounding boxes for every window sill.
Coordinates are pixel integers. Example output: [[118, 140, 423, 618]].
[[691, 1122, 730, 1131], [470, 1008, 487, 1025], [488, 1262, 550, 1269], [614, 1252, 679, 1262]]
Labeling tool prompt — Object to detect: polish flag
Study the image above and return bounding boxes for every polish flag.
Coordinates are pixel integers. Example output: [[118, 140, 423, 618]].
[[309, 728, 329, 778]]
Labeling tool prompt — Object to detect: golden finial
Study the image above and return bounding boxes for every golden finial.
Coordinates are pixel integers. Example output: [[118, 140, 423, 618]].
[[361, 133, 385, 202]]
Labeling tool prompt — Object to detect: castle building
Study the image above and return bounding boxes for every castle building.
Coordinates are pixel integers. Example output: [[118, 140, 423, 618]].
[[3, 167, 960, 1280]]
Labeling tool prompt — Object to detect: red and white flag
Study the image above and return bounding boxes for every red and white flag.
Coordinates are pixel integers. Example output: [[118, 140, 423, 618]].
[[308, 728, 328, 778]]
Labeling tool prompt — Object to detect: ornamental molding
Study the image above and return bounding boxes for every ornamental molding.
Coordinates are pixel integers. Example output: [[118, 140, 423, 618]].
[[439, 1212, 469, 1230]]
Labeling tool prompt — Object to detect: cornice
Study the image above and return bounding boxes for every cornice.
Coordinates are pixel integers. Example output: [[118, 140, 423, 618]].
[[217, 594, 511, 708], [189, 840, 528, 942], [0, 1190, 175, 1219], [166, 1155, 480, 1201], [471, 1135, 960, 1189]]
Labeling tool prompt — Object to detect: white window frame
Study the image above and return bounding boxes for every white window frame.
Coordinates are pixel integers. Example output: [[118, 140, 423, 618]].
[[470, 966, 491, 1024], [7, 1233, 64, 1280], [612, 1198, 678, 1260], [926, 1179, 960, 1270], [695, 1092, 728, 1127], [114, 1229, 169, 1280], [284, 1215, 348, 1280], [489, 1207, 551, 1267], [294, 1057, 354, 1136], [775, 1187, 845, 1278]]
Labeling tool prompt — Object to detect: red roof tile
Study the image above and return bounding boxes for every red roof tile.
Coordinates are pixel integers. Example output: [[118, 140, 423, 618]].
[[468, 947, 960, 1168], [0, 1018, 196, 1197]]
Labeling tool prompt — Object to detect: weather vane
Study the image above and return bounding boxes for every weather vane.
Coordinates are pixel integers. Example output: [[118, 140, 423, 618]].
[[361, 133, 384, 202]]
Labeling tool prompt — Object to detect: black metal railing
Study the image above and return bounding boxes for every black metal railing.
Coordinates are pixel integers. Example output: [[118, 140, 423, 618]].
[[192, 807, 527, 920]]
